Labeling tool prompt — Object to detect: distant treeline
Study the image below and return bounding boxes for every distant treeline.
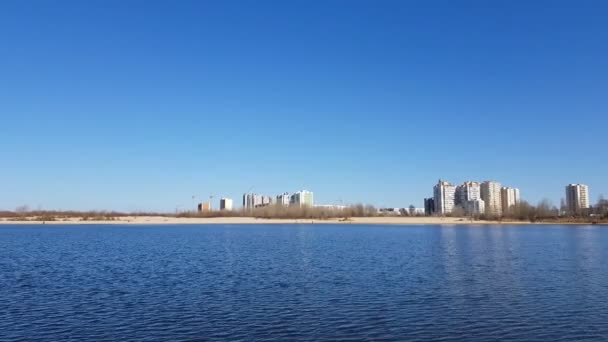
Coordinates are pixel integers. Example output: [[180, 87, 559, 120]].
[[448, 198, 608, 223], [0, 204, 382, 221], [2, 198, 607, 223], [177, 204, 380, 219]]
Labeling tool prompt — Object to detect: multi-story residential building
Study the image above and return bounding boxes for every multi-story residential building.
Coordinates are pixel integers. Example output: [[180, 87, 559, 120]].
[[243, 193, 252, 209], [465, 199, 485, 216], [433, 180, 456, 215], [290, 190, 314, 207], [261, 195, 273, 207], [276, 192, 291, 206], [500, 187, 521, 214], [455, 181, 481, 206], [424, 198, 435, 216], [481, 181, 502, 216], [243, 193, 264, 209], [220, 198, 233, 211], [565, 184, 590, 214]]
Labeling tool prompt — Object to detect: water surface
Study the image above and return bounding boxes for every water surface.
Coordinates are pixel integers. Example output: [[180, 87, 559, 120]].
[[1, 224, 607, 341]]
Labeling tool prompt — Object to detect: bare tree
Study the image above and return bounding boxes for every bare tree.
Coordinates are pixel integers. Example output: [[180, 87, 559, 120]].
[[15, 205, 30, 214], [536, 199, 557, 219], [449, 206, 465, 218], [596, 194, 608, 218]]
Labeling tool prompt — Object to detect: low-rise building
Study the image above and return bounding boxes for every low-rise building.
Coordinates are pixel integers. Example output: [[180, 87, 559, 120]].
[[315, 204, 346, 210], [408, 207, 425, 216], [379, 208, 401, 215]]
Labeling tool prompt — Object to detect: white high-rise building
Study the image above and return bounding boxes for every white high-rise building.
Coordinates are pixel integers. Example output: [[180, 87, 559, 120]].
[[481, 181, 502, 216], [276, 192, 291, 206], [243, 193, 252, 209], [500, 187, 520, 214], [455, 181, 481, 206], [565, 184, 590, 214], [290, 190, 314, 207], [243, 193, 264, 209], [433, 180, 456, 215], [220, 198, 233, 211]]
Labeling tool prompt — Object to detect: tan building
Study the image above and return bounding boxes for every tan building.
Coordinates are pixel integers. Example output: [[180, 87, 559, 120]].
[[481, 181, 502, 216], [565, 184, 589, 214], [197, 202, 211, 212]]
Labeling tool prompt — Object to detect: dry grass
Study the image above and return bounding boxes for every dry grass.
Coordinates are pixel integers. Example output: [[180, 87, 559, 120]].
[[0, 210, 167, 222]]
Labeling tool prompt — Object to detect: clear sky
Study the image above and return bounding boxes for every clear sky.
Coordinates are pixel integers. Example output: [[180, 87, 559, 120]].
[[1, 0, 607, 212]]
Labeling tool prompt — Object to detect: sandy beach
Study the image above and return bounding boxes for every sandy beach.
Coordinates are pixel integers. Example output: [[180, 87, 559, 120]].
[[0, 216, 539, 225]]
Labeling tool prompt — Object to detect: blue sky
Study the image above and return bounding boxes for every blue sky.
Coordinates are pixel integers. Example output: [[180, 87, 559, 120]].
[[1, 0, 607, 212]]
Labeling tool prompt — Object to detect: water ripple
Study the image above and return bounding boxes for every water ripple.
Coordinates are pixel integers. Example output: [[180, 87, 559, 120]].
[[1, 224, 607, 341]]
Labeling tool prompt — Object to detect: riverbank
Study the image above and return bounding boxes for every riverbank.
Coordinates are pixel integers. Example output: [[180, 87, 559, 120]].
[[1, 216, 603, 225]]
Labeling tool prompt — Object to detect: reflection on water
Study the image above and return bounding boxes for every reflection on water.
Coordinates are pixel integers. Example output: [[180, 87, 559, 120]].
[[1, 224, 607, 341]]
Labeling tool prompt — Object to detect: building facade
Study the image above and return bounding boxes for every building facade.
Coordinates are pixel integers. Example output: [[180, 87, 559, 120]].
[[565, 184, 590, 214], [261, 195, 273, 207], [276, 192, 291, 206], [197, 202, 211, 212], [465, 199, 485, 216], [242, 193, 253, 209], [424, 198, 435, 216], [500, 187, 520, 214], [243, 193, 261, 209], [243, 193, 275, 209], [455, 181, 481, 207], [290, 190, 314, 207], [408, 207, 425, 216], [481, 181, 502, 216], [433, 180, 456, 215], [220, 198, 233, 211], [314, 204, 346, 210]]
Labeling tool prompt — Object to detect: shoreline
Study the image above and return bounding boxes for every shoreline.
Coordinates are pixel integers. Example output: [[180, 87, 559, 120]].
[[0, 216, 604, 226]]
